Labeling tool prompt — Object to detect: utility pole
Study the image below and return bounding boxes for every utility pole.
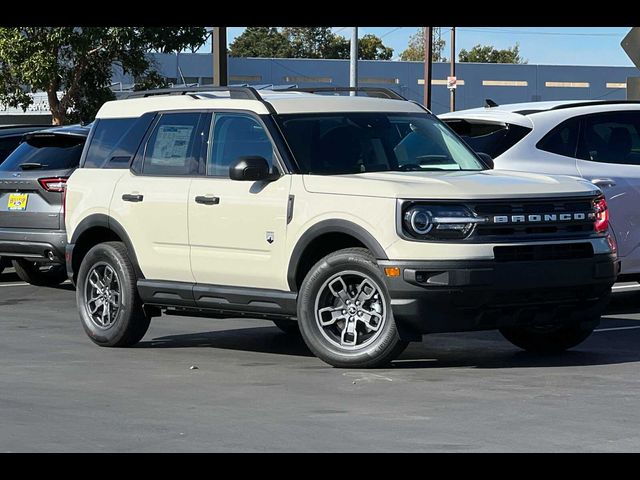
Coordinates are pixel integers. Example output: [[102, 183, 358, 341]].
[[450, 26, 456, 112], [350, 27, 358, 95], [212, 27, 228, 86], [423, 26, 433, 110]]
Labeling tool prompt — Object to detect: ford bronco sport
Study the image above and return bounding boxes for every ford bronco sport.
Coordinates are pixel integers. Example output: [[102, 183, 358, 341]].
[[64, 86, 618, 368]]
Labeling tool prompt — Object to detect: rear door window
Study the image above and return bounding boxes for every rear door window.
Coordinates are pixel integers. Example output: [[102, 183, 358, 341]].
[[576, 112, 640, 165], [0, 135, 85, 172], [444, 120, 531, 158]]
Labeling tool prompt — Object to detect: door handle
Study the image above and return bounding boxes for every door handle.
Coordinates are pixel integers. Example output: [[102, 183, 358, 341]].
[[591, 178, 616, 188], [195, 195, 220, 205], [122, 194, 144, 202]]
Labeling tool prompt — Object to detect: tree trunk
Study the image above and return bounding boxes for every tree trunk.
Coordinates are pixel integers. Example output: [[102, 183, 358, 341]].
[[47, 88, 65, 125]]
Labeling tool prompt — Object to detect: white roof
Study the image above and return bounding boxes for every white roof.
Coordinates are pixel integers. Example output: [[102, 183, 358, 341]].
[[439, 100, 640, 129], [96, 90, 425, 119]]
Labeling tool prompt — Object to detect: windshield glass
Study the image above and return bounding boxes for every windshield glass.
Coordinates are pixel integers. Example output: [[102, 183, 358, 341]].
[[276, 112, 485, 174]]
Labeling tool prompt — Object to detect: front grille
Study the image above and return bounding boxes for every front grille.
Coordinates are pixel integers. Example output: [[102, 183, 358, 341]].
[[472, 197, 595, 240], [494, 243, 594, 262]]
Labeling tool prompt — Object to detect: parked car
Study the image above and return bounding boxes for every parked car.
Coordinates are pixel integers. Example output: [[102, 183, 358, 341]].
[[65, 86, 617, 368], [0, 125, 90, 284], [0, 124, 53, 275], [440, 100, 640, 280]]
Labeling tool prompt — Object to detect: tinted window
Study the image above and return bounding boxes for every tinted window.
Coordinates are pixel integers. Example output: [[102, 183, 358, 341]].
[[143, 113, 201, 176], [208, 113, 274, 177], [445, 120, 531, 158], [577, 112, 640, 165], [0, 136, 23, 164], [83, 118, 136, 168], [276, 112, 484, 174], [537, 117, 580, 157], [0, 135, 84, 172]]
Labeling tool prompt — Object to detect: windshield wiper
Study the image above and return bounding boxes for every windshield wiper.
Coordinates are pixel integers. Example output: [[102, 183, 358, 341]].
[[19, 163, 48, 170]]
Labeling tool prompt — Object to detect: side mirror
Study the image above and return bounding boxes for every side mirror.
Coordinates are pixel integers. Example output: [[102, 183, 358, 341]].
[[477, 152, 494, 169], [229, 156, 273, 181]]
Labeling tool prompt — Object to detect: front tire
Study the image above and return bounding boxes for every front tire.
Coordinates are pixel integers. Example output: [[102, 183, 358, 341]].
[[297, 248, 408, 368], [77, 241, 150, 347], [12, 259, 67, 286], [500, 322, 596, 353]]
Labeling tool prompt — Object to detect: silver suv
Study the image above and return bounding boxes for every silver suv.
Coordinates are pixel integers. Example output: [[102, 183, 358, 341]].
[[64, 87, 618, 368]]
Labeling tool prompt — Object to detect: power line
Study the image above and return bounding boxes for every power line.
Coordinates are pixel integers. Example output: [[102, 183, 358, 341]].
[[380, 27, 404, 38], [457, 27, 623, 37]]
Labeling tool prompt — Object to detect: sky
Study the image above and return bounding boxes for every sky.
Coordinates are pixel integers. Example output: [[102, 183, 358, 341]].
[[199, 27, 636, 66]]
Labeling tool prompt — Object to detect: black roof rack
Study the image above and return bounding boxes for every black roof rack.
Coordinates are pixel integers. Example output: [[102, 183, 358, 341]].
[[124, 85, 263, 100], [278, 86, 407, 101], [550, 100, 640, 111]]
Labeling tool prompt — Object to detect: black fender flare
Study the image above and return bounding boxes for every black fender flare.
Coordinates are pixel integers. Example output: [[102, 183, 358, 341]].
[[286, 219, 388, 291], [70, 214, 144, 279]]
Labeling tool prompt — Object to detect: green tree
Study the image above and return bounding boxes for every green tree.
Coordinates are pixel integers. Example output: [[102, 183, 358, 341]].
[[458, 43, 526, 64], [358, 34, 393, 60], [228, 27, 291, 58], [400, 28, 446, 62], [283, 27, 341, 59], [0, 27, 208, 125]]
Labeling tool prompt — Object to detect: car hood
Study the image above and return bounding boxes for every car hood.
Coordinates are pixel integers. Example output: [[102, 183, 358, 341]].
[[302, 170, 600, 200]]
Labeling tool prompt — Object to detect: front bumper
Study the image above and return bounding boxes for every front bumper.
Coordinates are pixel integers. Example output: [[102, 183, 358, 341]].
[[0, 228, 66, 263], [379, 253, 619, 335]]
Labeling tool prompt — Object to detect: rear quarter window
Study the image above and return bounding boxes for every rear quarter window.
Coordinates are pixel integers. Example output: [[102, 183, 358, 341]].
[[0, 135, 85, 172], [445, 120, 531, 158], [82, 118, 138, 168]]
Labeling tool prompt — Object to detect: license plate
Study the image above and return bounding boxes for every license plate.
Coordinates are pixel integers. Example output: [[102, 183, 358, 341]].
[[8, 193, 28, 211]]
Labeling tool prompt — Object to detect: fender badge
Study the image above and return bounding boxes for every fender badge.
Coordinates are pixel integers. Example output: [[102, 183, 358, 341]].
[[266, 231, 274, 244]]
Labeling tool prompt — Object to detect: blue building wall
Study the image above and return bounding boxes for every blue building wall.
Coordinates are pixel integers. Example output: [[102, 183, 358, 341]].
[[113, 54, 640, 115]]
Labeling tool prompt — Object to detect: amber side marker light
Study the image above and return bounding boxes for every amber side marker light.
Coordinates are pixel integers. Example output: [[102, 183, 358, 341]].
[[384, 267, 401, 277]]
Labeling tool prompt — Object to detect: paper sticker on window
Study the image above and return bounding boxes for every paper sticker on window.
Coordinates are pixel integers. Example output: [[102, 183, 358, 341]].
[[151, 125, 194, 165]]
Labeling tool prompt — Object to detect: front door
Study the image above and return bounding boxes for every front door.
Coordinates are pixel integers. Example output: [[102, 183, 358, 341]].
[[575, 111, 640, 273], [189, 112, 291, 290]]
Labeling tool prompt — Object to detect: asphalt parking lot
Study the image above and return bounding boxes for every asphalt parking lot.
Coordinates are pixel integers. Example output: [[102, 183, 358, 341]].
[[1, 268, 640, 452]]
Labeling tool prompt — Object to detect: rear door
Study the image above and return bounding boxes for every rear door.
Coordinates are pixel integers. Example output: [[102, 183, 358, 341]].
[[0, 133, 84, 230], [574, 111, 640, 270], [110, 111, 207, 282]]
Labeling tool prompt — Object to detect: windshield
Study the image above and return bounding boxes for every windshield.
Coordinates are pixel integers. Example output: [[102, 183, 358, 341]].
[[276, 112, 485, 174]]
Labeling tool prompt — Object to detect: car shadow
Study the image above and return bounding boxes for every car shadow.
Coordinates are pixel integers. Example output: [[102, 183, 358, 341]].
[[137, 327, 315, 357], [137, 315, 640, 369]]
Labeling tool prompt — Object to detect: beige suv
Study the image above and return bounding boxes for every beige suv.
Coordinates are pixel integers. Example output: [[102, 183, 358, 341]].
[[65, 86, 618, 368]]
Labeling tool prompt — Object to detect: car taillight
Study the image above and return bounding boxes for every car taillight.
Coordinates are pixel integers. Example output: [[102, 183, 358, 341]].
[[38, 177, 68, 193], [593, 195, 609, 233]]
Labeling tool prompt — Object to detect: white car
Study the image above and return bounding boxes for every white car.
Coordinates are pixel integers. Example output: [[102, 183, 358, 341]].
[[441, 100, 640, 279]]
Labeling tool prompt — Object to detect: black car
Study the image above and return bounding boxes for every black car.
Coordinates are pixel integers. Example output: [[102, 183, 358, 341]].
[[0, 125, 90, 283]]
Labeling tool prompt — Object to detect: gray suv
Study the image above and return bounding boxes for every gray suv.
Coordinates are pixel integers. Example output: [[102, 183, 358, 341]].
[[0, 125, 89, 284]]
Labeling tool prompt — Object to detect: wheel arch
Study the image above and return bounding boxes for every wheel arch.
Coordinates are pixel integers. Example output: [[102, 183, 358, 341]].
[[69, 214, 144, 282], [287, 219, 388, 291]]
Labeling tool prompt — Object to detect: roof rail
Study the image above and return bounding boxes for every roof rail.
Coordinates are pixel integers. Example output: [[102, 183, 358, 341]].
[[279, 86, 407, 101], [124, 86, 263, 101], [550, 100, 640, 111]]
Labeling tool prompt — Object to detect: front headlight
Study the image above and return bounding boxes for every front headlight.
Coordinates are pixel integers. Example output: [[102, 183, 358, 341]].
[[402, 204, 482, 240]]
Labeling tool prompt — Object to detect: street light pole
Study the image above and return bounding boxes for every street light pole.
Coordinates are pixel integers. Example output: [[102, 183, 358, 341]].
[[350, 27, 358, 95], [423, 26, 433, 110], [450, 26, 456, 112]]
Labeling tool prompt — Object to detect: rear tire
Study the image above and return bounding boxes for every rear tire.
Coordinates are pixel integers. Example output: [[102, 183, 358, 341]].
[[76, 241, 150, 347], [500, 322, 596, 353], [12, 259, 67, 286], [297, 247, 408, 368], [272, 319, 300, 335]]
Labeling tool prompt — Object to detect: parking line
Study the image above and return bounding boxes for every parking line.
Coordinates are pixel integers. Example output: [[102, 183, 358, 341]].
[[595, 326, 640, 332], [612, 285, 640, 291], [0, 282, 29, 287]]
